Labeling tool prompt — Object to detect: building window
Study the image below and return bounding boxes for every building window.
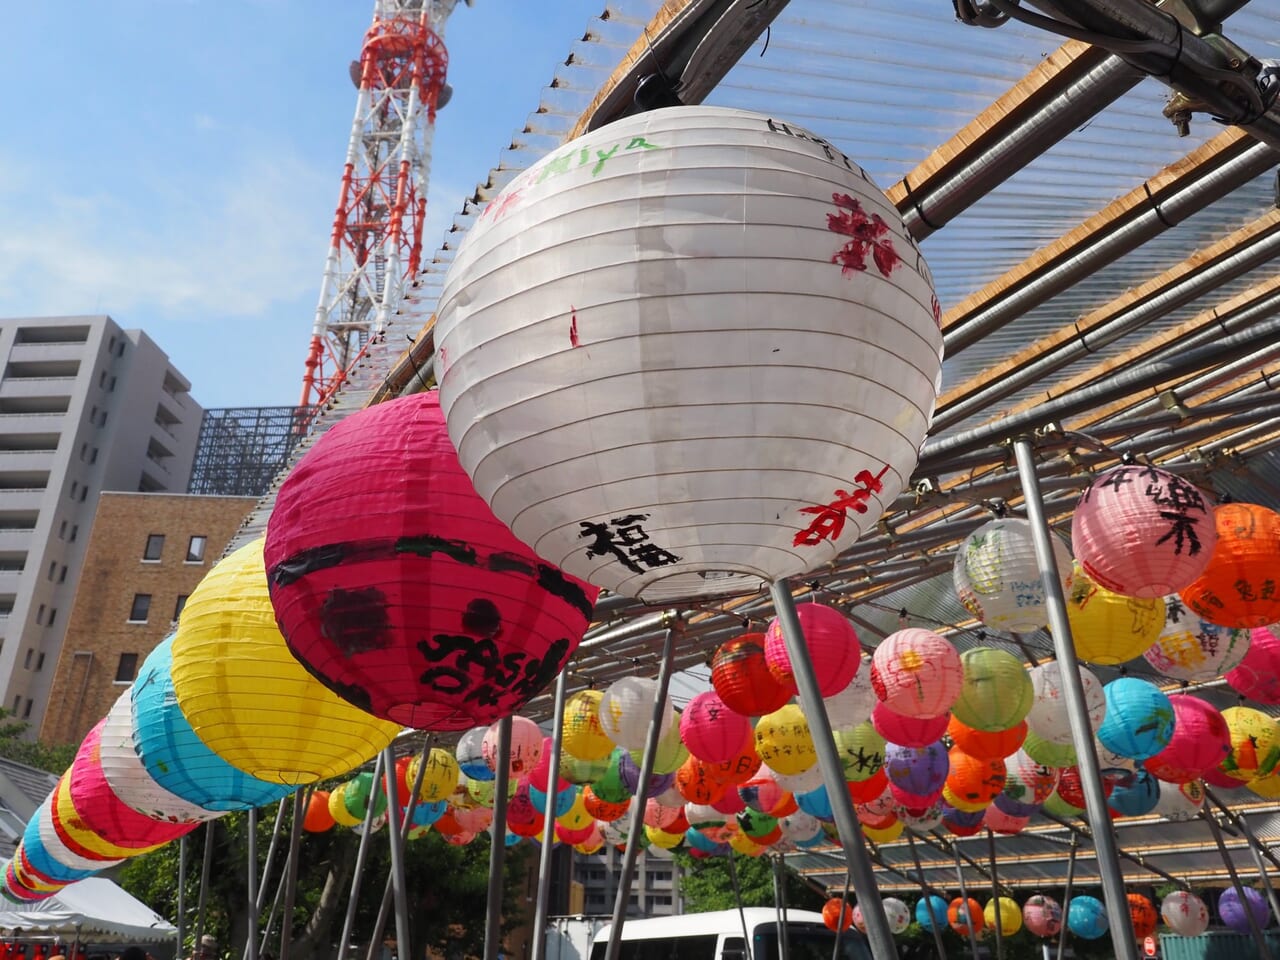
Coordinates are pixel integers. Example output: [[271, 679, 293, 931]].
[[89, 447, 98, 463], [9, 696, 17, 714], [69, 524, 78, 542], [97, 410, 108, 427], [21, 699, 31, 720], [108, 375, 116, 392], [173, 594, 189, 623], [58, 565, 66, 583], [79, 443, 87, 461], [47, 607, 56, 627], [98, 370, 107, 388], [35, 653, 44, 671], [143, 534, 165, 561], [36, 604, 44, 624], [116, 341, 125, 358], [58, 520, 66, 539], [79, 486, 88, 502], [69, 481, 78, 500], [47, 561, 56, 580], [23, 649, 31, 670], [115, 653, 139, 683], [128, 594, 151, 623], [186, 536, 207, 563]]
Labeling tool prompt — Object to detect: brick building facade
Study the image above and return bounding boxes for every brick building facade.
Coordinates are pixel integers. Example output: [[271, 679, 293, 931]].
[[38, 492, 255, 745]]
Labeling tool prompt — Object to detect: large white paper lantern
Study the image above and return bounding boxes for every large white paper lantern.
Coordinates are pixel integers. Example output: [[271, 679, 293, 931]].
[[953, 518, 1073, 633], [434, 105, 943, 603], [1025, 661, 1105, 746]]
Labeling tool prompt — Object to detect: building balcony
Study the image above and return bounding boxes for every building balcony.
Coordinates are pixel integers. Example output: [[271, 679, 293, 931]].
[[8, 342, 86, 365], [0, 530, 34, 553], [0, 379, 78, 400], [0, 570, 25, 594], [0, 490, 48, 511], [0, 451, 55, 473]]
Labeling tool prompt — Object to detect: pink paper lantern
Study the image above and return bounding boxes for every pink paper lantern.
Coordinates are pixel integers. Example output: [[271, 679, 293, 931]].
[[983, 805, 1029, 835], [681, 692, 753, 764], [871, 628, 962, 718], [263, 392, 599, 730], [1144, 695, 1231, 783], [483, 716, 544, 778], [526, 737, 570, 793], [872, 702, 951, 747], [1226, 627, 1280, 704], [764, 603, 861, 697], [1071, 466, 1216, 598], [1023, 895, 1063, 937]]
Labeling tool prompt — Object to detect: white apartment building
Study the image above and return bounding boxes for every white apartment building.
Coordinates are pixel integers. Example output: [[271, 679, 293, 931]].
[[0, 316, 201, 732]]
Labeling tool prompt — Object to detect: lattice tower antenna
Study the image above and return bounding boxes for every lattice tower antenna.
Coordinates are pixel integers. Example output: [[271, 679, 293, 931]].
[[299, 0, 461, 408]]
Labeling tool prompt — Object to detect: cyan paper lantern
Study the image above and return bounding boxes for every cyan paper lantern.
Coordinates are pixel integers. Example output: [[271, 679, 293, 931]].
[[1096, 678, 1174, 760], [1066, 896, 1108, 939]]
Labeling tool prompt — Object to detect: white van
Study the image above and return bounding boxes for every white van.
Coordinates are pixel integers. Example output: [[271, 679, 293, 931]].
[[587, 907, 873, 960]]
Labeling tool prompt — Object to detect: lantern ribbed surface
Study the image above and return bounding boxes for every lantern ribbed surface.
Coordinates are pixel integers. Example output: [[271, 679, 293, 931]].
[[1156, 779, 1205, 820], [1220, 706, 1280, 782], [171, 539, 400, 784], [1108, 768, 1160, 817], [871, 628, 962, 718], [1062, 564, 1165, 665], [710, 634, 792, 717], [1026, 661, 1105, 745], [764, 603, 860, 697], [1066, 896, 1108, 939], [263, 392, 598, 730], [1161, 891, 1210, 937], [952, 518, 1073, 632], [1127, 894, 1158, 940], [985, 898, 1022, 936], [455, 726, 492, 780], [1023, 896, 1063, 938], [754, 705, 816, 776], [1225, 627, 1280, 704], [1219, 887, 1270, 934], [951, 647, 1033, 732], [1180, 503, 1280, 628], [948, 898, 984, 936], [600, 677, 674, 751], [562, 690, 615, 761], [824, 660, 875, 730], [132, 640, 294, 811], [33, 797, 122, 874], [98, 689, 219, 824], [1143, 596, 1251, 681], [681, 692, 752, 764], [1097, 678, 1174, 760], [483, 715, 544, 778], [1144, 695, 1230, 783], [1070, 466, 1217, 599], [434, 105, 943, 603], [872, 702, 951, 747]]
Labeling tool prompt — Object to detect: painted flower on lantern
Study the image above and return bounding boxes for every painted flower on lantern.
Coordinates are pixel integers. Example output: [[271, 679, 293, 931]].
[[828, 193, 901, 278]]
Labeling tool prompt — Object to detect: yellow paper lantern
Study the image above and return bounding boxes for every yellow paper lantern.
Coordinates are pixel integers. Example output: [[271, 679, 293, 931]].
[[1221, 706, 1280, 782], [1061, 564, 1165, 665], [1248, 772, 1280, 799], [328, 784, 362, 828], [729, 831, 767, 857], [466, 777, 496, 806], [409, 748, 461, 803], [984, 898, 1022, 936], [755, 705, 817, 776], [557, 790, 594, 832], [863, 818, 905, 844], [563, 691, 615, 761], [171, 539, 401, 784], [941, 785, 988, 814], [645, 825, 685, 850]]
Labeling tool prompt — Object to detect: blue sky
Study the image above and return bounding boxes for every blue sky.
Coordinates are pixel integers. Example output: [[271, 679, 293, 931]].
[[0, 1, 612, 409]]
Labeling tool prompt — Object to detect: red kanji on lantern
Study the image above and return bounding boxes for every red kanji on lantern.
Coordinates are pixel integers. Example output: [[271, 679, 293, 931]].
[[794, 466, 889, 546]]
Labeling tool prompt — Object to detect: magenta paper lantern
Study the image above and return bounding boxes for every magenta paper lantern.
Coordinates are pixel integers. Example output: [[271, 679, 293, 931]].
[[263, 392, 599, 730], [872, 703, 951, 747], [1226, 627, 1280, 704], [1144, 695, 1231, 783], [764, 603, 861, 697], [483, 715, 544, 778], [681, 692, 752, 764], [1071, 465, 1216, 598], [1023, 895, 1063, 938], [871, 629, 963, 718]]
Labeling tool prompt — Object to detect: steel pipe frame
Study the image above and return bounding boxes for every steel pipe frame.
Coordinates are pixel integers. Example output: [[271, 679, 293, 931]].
[[483, 717, 513, 960], [530, 669, 569, 960], [1203, 808, 1274, 958], [339, 753, 386, 960], [383, 746, 412, 960], [367, 745, 433, 960]]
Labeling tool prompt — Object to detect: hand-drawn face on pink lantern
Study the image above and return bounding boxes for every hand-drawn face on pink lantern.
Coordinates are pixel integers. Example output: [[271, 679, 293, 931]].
[[264, 392, 599, 730]]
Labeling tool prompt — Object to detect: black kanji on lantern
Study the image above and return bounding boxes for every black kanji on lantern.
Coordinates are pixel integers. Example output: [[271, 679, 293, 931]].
[[1155, 510, 1204, 556], [579, 513, 681, 574]]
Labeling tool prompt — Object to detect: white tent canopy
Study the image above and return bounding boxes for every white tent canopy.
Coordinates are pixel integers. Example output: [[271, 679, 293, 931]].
[[0, 877, 177, 943]]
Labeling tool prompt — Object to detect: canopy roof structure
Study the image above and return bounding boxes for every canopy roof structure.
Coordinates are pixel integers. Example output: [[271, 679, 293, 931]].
[[0, 877, 178, 942], [230, 0, 1280, 897]]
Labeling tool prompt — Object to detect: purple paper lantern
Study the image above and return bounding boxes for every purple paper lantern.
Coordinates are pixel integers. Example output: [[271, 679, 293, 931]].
[[884, 741, 949, 800], [1219, 886, 1270, 934], [618, 752, 674, 796]]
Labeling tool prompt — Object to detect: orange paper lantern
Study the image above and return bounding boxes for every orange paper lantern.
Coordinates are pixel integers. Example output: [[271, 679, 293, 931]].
[[1180, 503, 1280, 628]]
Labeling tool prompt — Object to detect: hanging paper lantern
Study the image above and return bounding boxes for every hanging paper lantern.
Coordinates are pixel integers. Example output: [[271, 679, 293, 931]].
[[884, 741, 949, 804], [681, 692, 752, 764], [1067, 896, 1109, 939], [862, 818, 904, 843], [764, 603, 861, 697], [823, 899, 854, 932], [1220, 706, 1280, 782], [676, 756, 726, 805], [833, 722, 886, 781], [1145, 598, 1250, 681], [1041, 787, 1083, 819], [1021, 730, 1076, 768], [1096, 678, 1174, 760], [951, 647, 1033, 732], [953, 517, 1072, 632], [916, 895, 950, 932], [1145, 695, 1231, 783], [1108, 769, 1160, 817], [328, 785, 361, 827], [998, 750, 1058, 816], [945, 749, 1006, 808], [1220, 886, 1270, 934], [456, 727, 493, 780], [949, 898, 985, 936], [711, 735, 763, 786], [342, 771, 387, 821], [1023, 895, 1063, 937], [847, 769, 889, 804], [303, 791, 336, 832], [563, 691, 615, 761], [408, 748, 461, 803], [1026, 660, 1106, 746], [872, 703, 951, 748], [483, 715, 544, 778], [617, 753, 675, 797], [561, 753, 610, 787], [33, 799, 122, 876], [132, 641, 293, 811], [778, 811, 822, 844], [1226, 627, 1280, 704], [740, 771, 793, 815], [1161, 890, 1210, 937], [434, 105, 943, 604], [528, 738, 572, 794], [711, 634, 792, 717], [263, 393, 597, 729], [898, 802, 944, 832], [983, 805, 1030, 835], [560, 792, 596, 832], [768, 762, 824, 795], [20, 814, 97, 885], [1055, 765, 1118, 812], [871, 629, 962, 718], [984, 898, 1022, 936], [600, 677, 674, 751], [171, 539, 400, 783], [631, 716, 689, 775], [413, 801, 448, 828], [1180, 503, 1280, 628], [942, 804, 985, 837], [1127, 893, 1158, 940], [824, 660, 876, 730], [97, 690, 218, 825], [583, 786, 629, 822], [1062, 564, 1166, 665], [947, 715, 1026, 761], [1156, 779, 1205, 821], [882, 898, 912, 935], [1071, 466, 1216, 598], [754, 705, 816, 776]]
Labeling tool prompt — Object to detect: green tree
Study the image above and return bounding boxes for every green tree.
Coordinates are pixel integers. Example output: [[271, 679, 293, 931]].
[[672, 852, 824, 914], [0, 710, 76, 774]]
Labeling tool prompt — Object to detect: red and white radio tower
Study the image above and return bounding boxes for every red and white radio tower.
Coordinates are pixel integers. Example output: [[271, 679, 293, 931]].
[[299, 0, 462, 408]]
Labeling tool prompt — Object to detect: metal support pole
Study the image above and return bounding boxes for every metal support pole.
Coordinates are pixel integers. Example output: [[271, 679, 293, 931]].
[[769, 581, 896, 960], [727, 853, 754, 960], [247, 808, 259, 960], [484, 717, 514, 960], [279, 791, 306, 960], [531, 668, 570, 960], [1013, 437, 1139, 959], [176, 835, 188, 960], [772, 858, 784, 956], [831, 870, 852, 960], [193, 820, 216, 953], [259, 847, 290, 956], [603, 624, 679, 960], [382, 748, 412, 960], [1235, 811, 1280, 926], [1203, 810, 1274, 959], [951, 846, 982, 960], [776, 856, 792, 960], [906, 833, 947, 960], [339, 755, 386, 960], [987, 830, 1004, 960], [367, 745, 433, 960], [257, 801, 289, 912], [1056, 838, 1078, 960]]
